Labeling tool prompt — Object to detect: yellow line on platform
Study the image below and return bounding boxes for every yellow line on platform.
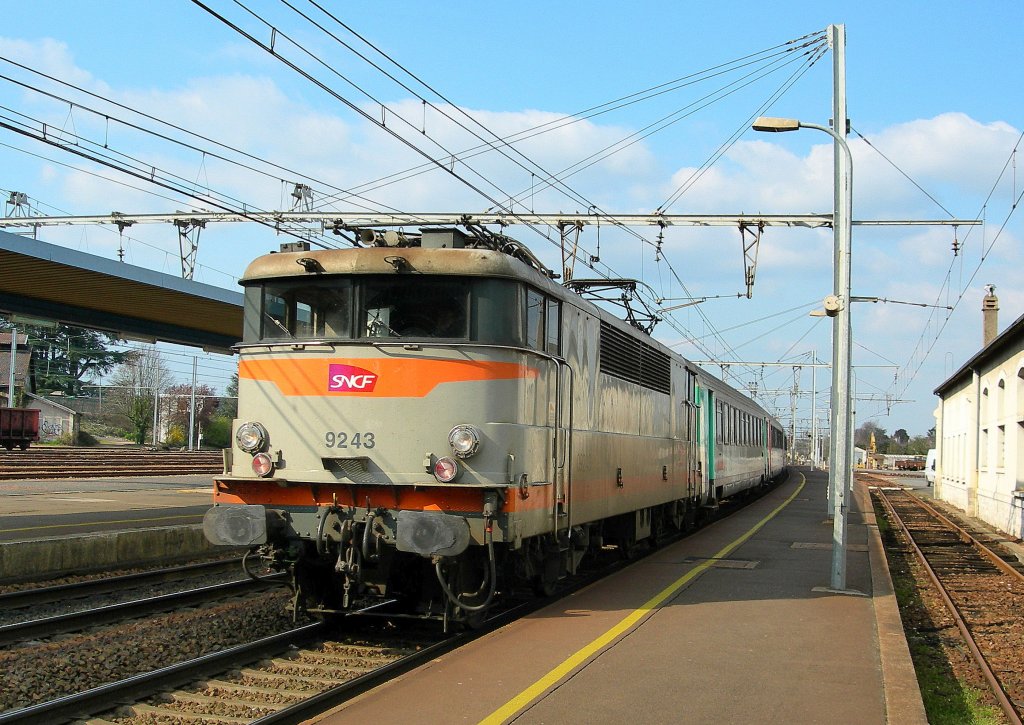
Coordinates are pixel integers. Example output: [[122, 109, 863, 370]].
[[1, 513, 203, 534], [479, 472, 807, 725]]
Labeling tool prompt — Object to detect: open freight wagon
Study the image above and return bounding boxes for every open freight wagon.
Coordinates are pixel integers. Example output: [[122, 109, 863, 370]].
[[0, 408, 40, 450]]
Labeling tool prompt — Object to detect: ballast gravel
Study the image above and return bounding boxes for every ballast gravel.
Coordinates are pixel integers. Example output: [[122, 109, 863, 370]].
[[0, 590, 299, 713]]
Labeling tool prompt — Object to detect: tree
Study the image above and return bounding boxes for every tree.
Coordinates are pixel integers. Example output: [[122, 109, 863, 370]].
[[855, 422, 889, 453], [163, 382, 219, 447], [107, 349, 174, 444], [892, 428, 910, 446], [0, 321, 130, 396], [906, 436, 932, 455], [222, 372, 238, 419], [202, 371, 238, 450]]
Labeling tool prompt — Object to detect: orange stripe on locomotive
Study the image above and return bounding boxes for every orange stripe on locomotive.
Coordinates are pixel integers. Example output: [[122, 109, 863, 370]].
[[239, 357, 539, 398]]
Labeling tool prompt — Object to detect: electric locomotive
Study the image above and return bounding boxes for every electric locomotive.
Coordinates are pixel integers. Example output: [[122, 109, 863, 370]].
[[203, 226, 787, 624]]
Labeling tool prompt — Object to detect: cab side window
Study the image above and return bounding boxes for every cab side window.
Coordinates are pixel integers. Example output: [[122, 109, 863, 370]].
[[526, 288, 544, 350], [546, 298, 560, 354], [525, 287, 561, 354]]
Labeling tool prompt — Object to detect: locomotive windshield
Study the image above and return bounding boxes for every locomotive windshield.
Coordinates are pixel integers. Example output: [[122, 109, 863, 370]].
[[243, 275, 547, 347]]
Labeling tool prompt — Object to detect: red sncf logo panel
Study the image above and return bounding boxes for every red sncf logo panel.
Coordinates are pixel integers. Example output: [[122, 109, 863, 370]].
[[328, 364, 378, 392]]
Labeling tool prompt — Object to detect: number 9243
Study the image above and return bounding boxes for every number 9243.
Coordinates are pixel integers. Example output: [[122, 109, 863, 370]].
[[325, 431, 376, 449]]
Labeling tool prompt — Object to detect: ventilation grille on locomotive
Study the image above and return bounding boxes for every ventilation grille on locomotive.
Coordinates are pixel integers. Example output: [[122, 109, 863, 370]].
[[598, 321, 671, 394]]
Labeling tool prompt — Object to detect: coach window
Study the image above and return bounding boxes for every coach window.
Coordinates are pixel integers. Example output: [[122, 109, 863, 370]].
[[715, 401, 723, 443]]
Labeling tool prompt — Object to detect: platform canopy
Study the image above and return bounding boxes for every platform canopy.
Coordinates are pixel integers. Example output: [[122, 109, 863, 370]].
[[0, 231, 242, 352]]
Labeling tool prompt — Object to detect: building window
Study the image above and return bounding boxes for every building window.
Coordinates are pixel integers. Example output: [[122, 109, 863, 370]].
[[980, 428, 989, 470], [1017, 368, 1024, 420], [1017, 369, 1024, 489], [1017, 422, 1024, 490], [998, 425, 1006, 469]]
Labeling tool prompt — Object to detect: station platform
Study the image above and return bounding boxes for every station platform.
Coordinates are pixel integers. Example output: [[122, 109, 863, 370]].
[[312, 468, 927, 725], [0, 473, 213, 541], [0, 474, 217, 581]]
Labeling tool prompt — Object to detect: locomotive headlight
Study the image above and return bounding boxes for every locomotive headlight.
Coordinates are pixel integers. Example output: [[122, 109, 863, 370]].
[[447, 425, 482, 459], [433, 456, 460, 483], [236, 421, 268, 453], [251, 452, 274, 477]]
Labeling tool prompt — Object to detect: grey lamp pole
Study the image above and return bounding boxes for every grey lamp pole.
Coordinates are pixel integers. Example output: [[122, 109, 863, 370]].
[[752, 115, 854, 591]]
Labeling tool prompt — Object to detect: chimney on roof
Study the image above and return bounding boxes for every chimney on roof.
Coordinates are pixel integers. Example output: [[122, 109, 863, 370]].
[[982, 284, 999, 347]]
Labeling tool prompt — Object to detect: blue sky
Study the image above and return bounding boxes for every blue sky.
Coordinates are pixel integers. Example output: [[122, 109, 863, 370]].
[[1, 1, 1022, 439]]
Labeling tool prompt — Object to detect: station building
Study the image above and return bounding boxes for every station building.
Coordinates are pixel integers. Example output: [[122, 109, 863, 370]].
[[933, 286, 1024, 537]]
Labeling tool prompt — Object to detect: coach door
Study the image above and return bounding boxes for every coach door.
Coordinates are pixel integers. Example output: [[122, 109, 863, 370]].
[[685, 369, 700, 498], [703, 389, 716, 504], [762, 417, 770, 482], [552, 357, 573, 534]]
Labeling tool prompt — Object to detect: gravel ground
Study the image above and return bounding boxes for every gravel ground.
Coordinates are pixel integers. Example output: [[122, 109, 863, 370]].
[[0, 589, 302, 712]]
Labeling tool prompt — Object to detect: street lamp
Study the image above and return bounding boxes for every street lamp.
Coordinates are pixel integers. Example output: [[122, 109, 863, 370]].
[[752, 115, 854, 592]]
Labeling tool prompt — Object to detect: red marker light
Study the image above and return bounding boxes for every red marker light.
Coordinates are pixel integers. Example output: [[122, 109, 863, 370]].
[[433, 456, 459, 483], [252, 453, 274, 477]]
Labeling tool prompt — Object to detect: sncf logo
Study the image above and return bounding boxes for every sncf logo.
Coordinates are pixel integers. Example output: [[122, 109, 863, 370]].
[[328, 364, 378, 392]]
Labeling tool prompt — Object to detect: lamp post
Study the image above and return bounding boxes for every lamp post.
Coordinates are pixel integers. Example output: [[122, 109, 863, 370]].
[[752, 115, 854, 591]]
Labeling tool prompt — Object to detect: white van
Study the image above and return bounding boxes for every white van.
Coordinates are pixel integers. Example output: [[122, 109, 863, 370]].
[[925, 448, 936, 486]]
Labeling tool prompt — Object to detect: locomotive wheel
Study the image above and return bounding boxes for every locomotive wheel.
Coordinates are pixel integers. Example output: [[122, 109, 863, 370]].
[[533, 566, 559, 597], [669, 501, 685, 532], [531, 539, 561, 596]]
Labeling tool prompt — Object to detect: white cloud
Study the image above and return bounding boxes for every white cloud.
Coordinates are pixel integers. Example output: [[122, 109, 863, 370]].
[[0, 36, 98, 89]]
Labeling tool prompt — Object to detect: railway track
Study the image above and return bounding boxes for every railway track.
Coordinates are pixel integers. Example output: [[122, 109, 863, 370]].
[[0, 624, 327, 725], [0, 446, 221, 480], [872, 484, 1024, 724], [0, 596, 532, 724], [0, 557, 244, 608], [0, 575, 285, 646]]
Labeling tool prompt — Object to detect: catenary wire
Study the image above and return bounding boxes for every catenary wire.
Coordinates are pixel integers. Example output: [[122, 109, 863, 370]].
[[0, 55, 406, 218]]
